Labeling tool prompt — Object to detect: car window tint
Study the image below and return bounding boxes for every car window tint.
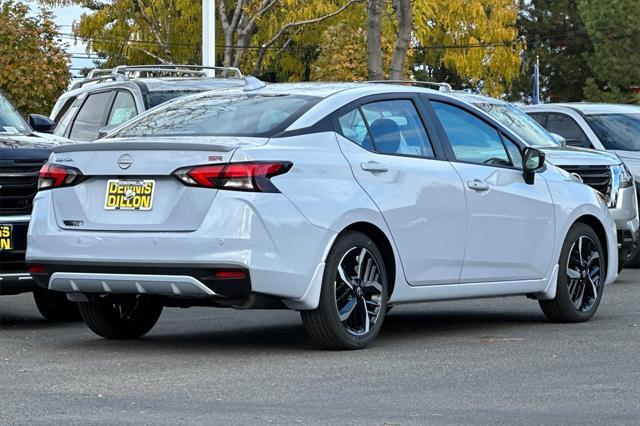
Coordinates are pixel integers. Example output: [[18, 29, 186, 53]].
[[545, 113, 591, 147], [70, 92, 112, 141], [54, 102, 78, 137], [337, 108, 373, 150], [360, 100, 434, 157], [527, 112, 548, 127], [431, 101, 512, 167], [108, 92, 138, 126]]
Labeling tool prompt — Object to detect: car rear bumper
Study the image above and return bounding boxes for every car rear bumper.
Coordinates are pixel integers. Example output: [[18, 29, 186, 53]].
[[27, 190, 335, 302]]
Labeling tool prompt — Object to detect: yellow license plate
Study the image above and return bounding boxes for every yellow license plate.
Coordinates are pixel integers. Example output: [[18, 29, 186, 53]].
[[0, 224, 12, 251], [104, 179, 155, 211]]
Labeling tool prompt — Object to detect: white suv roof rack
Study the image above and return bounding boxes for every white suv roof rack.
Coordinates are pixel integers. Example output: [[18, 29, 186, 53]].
[[366, 80, 453, 93], [72, 65, 243, 90]]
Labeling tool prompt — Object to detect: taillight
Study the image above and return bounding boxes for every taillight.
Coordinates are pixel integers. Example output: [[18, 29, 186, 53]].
[[173, 161, 292, 193], [38, 163, 84, 190]]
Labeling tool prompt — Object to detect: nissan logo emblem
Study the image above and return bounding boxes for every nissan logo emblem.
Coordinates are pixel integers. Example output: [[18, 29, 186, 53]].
[[117, 154, 134, 170]]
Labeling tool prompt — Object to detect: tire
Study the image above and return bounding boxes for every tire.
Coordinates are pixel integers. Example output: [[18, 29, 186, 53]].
[[33, 288, 81, 322], [301, 231, 389, 350], [77, 295, 163, 339], [539, 223, 605, 323], [624, 249, 640, 269]]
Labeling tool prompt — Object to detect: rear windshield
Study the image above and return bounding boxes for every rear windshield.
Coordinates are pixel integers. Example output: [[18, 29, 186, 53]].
[[473, 102, 560, 147], [114, 93, 319, 138], [585, 113, 640, 151]]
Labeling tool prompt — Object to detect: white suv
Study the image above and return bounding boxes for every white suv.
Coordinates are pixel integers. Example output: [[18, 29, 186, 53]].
[[523, 103, 640, 267], [27, 82, 618, 349]]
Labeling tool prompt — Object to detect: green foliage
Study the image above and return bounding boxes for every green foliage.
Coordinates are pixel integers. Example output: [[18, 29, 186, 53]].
[[508, 0, 593, 102], [0, 1, 69, 115], [578, 0, 640, 103]]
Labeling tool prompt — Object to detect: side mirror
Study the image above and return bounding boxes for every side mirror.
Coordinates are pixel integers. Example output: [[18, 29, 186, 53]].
[[523, 147, 545, 185], [97, 124, 118, 140], [28, 114, 55, 133], [549, 132, 567, 146]]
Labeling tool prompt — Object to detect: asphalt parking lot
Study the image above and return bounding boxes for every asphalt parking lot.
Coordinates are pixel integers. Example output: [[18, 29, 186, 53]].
[[1, 270, 639, 425]]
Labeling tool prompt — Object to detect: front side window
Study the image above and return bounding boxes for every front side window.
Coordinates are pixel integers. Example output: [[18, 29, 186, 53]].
[[337, 99, 434, 157], [108, 92, 138, 126], [113, 93, 318, 138], [431, 101, 512, 167], [545, 113, 591, 148], [584, 113, 640, 151], [70, 91, 113, 141]]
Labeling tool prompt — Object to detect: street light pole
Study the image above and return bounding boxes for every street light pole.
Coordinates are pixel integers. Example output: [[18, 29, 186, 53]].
[[202, 0, 215, 72]]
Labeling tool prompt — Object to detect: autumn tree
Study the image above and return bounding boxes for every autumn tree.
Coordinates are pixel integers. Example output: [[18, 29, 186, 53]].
[[412, 0, 522, 96], [0, 1, 69, 115]]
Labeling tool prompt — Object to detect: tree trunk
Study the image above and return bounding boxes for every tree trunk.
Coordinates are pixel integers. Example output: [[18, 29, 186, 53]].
[[366, 0, 383, 80], [389, 0, 412, 80]]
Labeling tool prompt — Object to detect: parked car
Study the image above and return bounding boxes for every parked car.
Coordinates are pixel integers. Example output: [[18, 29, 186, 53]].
[[452, 94, 639, 271], [50, 65, 245, 142], [27, 81, 618, 349], [0, 91, 79, 320], [522, 103, 640, 267]]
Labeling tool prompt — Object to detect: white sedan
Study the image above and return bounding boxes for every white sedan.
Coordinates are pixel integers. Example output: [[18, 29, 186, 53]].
[[27, 81, 618, 349]]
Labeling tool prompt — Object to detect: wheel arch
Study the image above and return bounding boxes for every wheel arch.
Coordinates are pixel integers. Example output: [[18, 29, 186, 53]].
[[338, 221, 398, 299], [573, 214, 609, 273]]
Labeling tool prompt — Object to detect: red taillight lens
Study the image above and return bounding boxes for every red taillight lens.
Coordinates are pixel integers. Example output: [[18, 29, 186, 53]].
[[173, 161, 292, 192], [28, 264, 46, 274], [38, 163, 84, 190], [214, 270, 247, 280]]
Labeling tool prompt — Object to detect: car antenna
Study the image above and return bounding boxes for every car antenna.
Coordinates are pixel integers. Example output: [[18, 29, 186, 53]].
[[244, 76, 266, 91]]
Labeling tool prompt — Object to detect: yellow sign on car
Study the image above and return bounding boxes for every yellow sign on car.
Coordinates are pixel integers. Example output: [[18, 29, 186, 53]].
[[104, 179, 155, 211], [0, 224, 12, 251]]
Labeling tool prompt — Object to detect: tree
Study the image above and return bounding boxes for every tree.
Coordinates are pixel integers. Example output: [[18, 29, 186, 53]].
[[578, 0, 640, 103], [0, 1, 69, 115], [413, 0, 522, 97], [508, 0, 593, 102], [366, 0, 411, 80]]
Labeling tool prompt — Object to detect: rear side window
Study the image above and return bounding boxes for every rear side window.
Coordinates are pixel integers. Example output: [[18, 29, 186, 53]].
[[107, 92, 138, 125], [337, 99, 434, 157], [113, 93, 319, 138], [145, 90, 200, 109], [70, 92, 112, 141], [431, 101, 512, 167]]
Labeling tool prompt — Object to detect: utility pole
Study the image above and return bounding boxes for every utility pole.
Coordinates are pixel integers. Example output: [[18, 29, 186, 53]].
[[202, 0, 215, 73], [532, 55, 540, 105]]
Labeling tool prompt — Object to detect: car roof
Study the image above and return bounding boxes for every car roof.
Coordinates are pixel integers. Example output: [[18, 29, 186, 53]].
[[449, 91, 507, 106], [523, 103, 640, 115]]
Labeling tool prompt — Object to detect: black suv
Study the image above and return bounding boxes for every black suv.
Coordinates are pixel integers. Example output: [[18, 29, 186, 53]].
[[0, 91, 80, 320], [51, 65, 245, 141]]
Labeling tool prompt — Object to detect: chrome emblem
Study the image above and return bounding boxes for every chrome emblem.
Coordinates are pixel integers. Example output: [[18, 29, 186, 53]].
[[117, 154, 133, 170]]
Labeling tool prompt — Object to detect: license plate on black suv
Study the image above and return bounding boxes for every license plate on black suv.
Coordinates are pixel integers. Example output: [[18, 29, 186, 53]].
[[104, 179, 155, 211], [0, 224, 12, 251]]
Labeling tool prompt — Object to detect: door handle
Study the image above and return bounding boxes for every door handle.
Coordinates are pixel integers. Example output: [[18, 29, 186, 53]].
[[467, 179, 490, 191], [360, 161, 388, 173]]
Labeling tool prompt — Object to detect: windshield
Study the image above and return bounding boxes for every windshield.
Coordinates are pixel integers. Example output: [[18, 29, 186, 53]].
[[473, 102, 560, 147], [114, 93, 319, 138], [0, 93, 30, 135], [585, 113, 640, 152]]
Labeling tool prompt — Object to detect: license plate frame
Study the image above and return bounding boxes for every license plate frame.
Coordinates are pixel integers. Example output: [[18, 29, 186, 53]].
[[104, 179, 156, 211]]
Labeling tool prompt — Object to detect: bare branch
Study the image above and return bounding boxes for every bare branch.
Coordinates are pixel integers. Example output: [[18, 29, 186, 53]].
[[134, 0, 172, 59]]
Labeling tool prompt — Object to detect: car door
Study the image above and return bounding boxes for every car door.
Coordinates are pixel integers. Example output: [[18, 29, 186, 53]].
[[333, 95, 468, 286], [428, 99, 555, 283], [68, 91, 114, 141]]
